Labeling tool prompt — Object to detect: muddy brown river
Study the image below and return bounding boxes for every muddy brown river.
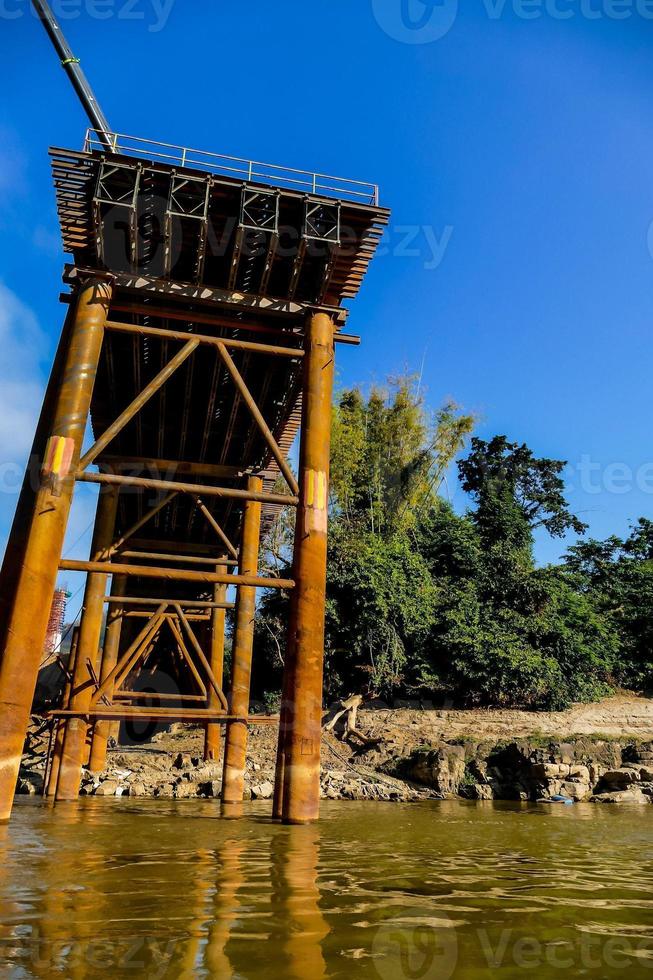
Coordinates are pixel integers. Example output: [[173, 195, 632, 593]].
[[0, 798, 651, 978]]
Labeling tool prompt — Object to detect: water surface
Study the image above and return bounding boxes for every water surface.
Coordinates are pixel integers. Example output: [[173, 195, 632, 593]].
[[0, 798, 651, 978]]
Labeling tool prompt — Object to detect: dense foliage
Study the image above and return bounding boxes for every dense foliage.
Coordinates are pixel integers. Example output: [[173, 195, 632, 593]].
[[253, 378, 651, 710]]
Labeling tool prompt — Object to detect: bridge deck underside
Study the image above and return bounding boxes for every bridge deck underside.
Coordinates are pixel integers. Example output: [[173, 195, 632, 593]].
[[51, 147, 388, 611]]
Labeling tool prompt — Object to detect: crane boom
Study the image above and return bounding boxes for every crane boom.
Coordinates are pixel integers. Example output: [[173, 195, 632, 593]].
[[31, 0, 112, 149]]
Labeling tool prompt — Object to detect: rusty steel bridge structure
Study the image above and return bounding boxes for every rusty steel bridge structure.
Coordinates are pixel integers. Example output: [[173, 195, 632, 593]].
[[0, 124, 388, 823]]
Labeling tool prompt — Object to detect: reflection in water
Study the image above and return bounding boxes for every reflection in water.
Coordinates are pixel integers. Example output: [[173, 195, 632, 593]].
[[270, 827, 327, 980], [205, 841, 243, 978], [0, 799, 650, 979]]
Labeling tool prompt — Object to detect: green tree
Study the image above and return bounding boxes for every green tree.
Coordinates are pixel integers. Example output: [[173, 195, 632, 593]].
[[255, 389, 628, 710], [413, 441, 614, 709], [564, 519, 653, 689], [254, 376, 474, 699]]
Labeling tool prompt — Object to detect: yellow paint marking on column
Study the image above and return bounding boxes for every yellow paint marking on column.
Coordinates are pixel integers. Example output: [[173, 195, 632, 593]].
[[305, 469, 327, 510], [304, 469, 328, 533], [42, 435, 75, 479], [316, 471, 327, 510], [305, 469, 315, 507]]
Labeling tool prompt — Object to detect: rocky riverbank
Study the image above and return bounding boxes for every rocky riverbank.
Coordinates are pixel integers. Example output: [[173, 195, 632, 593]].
[[17, 693, 653, 805]]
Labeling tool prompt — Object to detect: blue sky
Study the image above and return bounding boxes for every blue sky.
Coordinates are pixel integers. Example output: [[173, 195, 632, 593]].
[[1, 0, 653, 605]]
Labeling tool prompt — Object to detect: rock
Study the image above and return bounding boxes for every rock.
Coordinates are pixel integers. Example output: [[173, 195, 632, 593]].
[[128, 782, 146, 797], [591, 788, 650, 804], [559, 743, 576, 765], [17, 778, 38, 795], [602, 768, 641, 787], [531, 763, 564, 779], [155, 784, 176, 798], [640, 767, 653, 781], [537, 779, 562, 799], [193, 764, 222, 782], [568, 765, 590, 782], [198, 780, 221, 798], [560, 781, 590, 801], [468, 759, 489, 783], [174, 782, 197, 799], [173, 753, 193, 770], [251, 781, 273, 800], [406, 745, 465, 794], [588, 763, 603, 784], [94, 780, 118, 796], [473, 784, 493, 800], [109, 768, 132, 780]]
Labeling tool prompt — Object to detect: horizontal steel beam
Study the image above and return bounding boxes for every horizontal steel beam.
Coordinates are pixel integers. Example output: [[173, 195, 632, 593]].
[[60, 559, 294, 589], [98, 455, 250, 480], [127, 537, 227, 556], [64, 265, 348, 322], [105, 320, 304, 358], [112, 692, 208, 701], [48, 708, 279, 723], [108, 300, 359, 344], [76, 471, 299, 506], [118, 550, 238, 566], [121, 611, 210, 621], [104, 597, 234, 608]]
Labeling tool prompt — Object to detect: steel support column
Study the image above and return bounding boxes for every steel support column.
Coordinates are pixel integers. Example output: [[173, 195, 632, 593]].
[[204, 565, 227, 761], [274, 311, 334, 824], [45, 625, 79, 798], [88, 573, 126, 772], [56, 485, 120, 800], [221, 477, 262, 812], [0, 278, 111, 821], [0, 309, 73, 649]]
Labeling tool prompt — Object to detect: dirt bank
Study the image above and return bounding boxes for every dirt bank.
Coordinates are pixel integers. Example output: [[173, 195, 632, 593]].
[[17, 693, 653, 805]]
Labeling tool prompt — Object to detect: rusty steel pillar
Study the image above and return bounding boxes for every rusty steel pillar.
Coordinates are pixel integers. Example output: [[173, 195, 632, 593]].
[[0, 310, 74, 649], [45, 625, 80, 798], [221, 477, 262, 813], [0, 278, 111, 822], [204, 564, 228, 762], [87, 572, 127, 773], [275, 311, 334, 825], [56, 485, 120, 800]]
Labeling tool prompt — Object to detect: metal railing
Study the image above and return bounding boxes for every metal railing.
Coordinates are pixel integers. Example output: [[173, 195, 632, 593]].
[[83, 130, 379, 206]]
